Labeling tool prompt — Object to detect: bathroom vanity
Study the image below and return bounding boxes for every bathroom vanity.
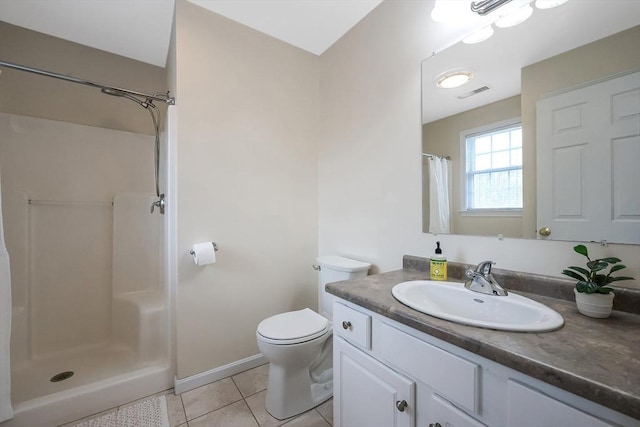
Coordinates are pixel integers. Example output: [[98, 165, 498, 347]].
[[327, 256, 640, 427]]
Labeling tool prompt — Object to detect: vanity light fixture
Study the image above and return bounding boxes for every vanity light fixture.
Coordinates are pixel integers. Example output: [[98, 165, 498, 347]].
[[495, 3, 533, 27], [463, 25, 495, 44], [431, 0, 569, 44], [535, 0, 569, 9], [435, 70, 474, 89], [470, 0, 514, 16], [431, 0, 474, 23]]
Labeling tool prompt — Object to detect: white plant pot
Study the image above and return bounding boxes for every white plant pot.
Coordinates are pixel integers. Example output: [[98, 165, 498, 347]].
[[574, 288, 615, 318]]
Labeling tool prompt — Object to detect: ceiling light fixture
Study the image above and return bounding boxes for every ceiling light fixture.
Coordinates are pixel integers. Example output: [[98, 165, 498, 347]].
[[535, 0, 569, 9], [431, 0, 474, 23], [495, 3, 533, 28], [463, 25, 495, 44], [435, 70, 474, 89], [470, 0, 514, 16]]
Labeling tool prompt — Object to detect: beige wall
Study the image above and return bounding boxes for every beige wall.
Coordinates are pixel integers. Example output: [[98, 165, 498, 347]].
[[521, 25, 640, 238], [422, 96, 522, 237], [0, 21, 167, 135], [318, 1, 639, 286], [174, 1, 319, 378]]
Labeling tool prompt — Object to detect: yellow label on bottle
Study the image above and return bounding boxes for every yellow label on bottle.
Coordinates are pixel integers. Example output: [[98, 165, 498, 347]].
[[430, 259, 447, 281]]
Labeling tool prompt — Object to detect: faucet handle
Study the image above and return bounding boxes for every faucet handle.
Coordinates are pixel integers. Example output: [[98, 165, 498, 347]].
[[475, 261, 495, 275]]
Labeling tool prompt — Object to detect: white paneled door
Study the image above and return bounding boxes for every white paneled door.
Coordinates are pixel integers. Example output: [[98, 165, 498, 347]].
[[537, 71, 640, 244]]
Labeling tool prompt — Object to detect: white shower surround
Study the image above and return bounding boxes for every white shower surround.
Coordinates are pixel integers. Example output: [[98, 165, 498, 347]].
[[0, 112, 174, 426]]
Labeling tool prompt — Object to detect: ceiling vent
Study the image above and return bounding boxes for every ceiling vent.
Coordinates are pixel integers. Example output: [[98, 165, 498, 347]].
[[458, 86, 491, 99]]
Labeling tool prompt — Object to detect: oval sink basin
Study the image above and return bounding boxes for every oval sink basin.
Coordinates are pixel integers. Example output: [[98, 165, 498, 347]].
[[392, 280, 564, 332]]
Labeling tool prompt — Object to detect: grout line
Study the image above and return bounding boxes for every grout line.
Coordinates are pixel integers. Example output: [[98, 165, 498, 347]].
[[245, 396, 262, 427], [179, 391, 187, 426], [316, 407, 331, 426], [183, 395, 246, 422]]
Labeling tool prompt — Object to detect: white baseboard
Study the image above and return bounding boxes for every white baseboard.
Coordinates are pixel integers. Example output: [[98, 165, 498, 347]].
[[173, 353, 267, 395]]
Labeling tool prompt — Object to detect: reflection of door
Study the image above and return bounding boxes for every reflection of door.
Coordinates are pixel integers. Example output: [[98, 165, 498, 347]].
[[537, 71, 640, 244]]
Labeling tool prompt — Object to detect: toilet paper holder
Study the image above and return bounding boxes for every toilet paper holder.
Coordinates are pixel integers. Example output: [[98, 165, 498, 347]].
[[189, 242, 218, 255]]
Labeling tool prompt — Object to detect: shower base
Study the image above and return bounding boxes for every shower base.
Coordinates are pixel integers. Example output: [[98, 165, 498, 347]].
[[7, 343, 172, 427], [12, 343, 146, 402]]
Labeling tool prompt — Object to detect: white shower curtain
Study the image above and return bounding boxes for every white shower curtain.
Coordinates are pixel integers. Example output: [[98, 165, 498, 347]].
[[428, 156, 452, 234], [0, 168, 13, 422]]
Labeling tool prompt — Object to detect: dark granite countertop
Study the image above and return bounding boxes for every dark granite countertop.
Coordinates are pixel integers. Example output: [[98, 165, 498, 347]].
[[325, 256, 640, 421]]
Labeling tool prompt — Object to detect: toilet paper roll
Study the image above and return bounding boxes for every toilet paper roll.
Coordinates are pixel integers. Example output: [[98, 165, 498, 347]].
[[191, 242, 216, 266]]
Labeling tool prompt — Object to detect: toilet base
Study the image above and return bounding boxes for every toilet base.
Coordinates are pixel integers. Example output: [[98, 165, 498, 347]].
[[265, 367, 333, 420]]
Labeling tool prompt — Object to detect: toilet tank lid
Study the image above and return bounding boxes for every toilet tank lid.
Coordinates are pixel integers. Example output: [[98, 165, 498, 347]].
[[316, 255, 371, 273]]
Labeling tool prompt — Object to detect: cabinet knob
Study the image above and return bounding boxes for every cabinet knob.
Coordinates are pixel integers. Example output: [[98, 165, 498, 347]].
[[395, 400, 408, 412], [342, 321, 352, 330], [428, 424, 442, 427]]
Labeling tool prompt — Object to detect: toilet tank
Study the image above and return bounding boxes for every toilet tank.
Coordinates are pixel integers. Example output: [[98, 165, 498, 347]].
[[316, 255, 371, 319]]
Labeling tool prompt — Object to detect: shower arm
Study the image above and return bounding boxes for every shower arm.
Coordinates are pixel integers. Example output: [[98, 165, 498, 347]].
[[0, 60, 172, 215]]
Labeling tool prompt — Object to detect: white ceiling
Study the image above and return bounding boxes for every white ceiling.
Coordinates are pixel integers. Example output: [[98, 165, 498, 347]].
[[0, 0, 383, 67], [190, 0, 384, 56]]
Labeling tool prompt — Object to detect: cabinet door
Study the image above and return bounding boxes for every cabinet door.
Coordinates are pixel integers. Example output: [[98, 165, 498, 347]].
[[428, 394, 487, 427], [507, 380, 614, 427], [334, 336, 415, 427]]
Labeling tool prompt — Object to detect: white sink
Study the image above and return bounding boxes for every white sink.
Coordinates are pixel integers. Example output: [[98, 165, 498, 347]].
[[391, 280, 564, 332]]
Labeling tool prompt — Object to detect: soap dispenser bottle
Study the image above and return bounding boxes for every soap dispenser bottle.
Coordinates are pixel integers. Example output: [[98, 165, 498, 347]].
[[430, 241, 447, 281]]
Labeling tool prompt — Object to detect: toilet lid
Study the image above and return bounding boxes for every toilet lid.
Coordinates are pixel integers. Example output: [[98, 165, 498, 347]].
[[258, 308, 329, 343]]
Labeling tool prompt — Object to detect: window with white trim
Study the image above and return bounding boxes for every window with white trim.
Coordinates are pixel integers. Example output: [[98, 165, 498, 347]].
[[464, 122, 523, 212]]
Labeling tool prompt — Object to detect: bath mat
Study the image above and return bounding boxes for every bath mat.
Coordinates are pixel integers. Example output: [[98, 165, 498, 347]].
[[72, 395, 169, 427]]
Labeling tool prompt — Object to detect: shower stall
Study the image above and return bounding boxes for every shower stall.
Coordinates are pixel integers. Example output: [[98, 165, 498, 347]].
[[0, 62, 176, 427]]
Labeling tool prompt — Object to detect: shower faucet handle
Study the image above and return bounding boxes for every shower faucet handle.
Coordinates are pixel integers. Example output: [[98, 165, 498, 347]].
[[151, 194, 165, 215]]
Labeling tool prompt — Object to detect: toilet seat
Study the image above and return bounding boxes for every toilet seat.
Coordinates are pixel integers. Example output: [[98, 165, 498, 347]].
[[258, 308, 330, 345]]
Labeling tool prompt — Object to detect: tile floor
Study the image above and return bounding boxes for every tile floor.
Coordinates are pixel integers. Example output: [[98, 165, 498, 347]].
[[65, 364, 333, 427]]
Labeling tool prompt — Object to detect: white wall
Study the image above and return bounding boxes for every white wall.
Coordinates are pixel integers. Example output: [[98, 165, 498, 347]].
[[318, 1, 639, 286], [174, 0, 319, 378]]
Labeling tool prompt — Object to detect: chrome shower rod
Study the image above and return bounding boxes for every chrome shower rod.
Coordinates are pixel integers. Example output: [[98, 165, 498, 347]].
[[0, 60, 175, 105]]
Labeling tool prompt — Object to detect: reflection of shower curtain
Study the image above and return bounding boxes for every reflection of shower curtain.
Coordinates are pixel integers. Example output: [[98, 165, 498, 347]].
[[428, 156, 451, 234], [0, 168, 14, 422]]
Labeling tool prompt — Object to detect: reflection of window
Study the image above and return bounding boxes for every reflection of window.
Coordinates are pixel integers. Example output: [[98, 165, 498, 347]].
[[464, 123, 522, 211]]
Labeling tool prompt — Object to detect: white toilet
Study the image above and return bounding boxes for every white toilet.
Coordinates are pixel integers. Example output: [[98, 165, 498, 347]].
[[256, 255, 371, 420]]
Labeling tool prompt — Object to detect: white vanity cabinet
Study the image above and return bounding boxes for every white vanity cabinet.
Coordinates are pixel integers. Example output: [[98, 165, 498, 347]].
[[334, 336, 415, 427], [332, 299, 635, 427]]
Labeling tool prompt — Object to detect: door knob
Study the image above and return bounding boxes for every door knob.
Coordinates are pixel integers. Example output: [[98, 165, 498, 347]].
[[395, 400, 408, 412], [342, 321, 352, 330], [538, 227, 551, 236], [428, 424, 442, 427]]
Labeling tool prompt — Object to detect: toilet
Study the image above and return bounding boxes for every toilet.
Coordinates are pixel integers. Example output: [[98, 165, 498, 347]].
[[256, 255, 371, 420]]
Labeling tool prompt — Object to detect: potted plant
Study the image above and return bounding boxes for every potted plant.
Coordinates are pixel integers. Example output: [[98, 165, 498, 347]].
[[561, 244, 634, 318]]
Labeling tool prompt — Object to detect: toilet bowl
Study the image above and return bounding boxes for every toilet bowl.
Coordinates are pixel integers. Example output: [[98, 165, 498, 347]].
[[256, 255, 371, 420], [257, 308, 333, 420]]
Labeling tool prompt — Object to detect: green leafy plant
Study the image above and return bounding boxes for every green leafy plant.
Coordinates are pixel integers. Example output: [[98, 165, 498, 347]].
[[562, 245, 634, 294]]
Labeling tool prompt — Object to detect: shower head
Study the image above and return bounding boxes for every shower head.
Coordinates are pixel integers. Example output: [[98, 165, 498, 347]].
[[100, 87, 149, 108]]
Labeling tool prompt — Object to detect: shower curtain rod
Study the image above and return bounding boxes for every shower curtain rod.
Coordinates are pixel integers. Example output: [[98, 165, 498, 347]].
[[0, 60, 175, 105], [423, 153, 452, 160]]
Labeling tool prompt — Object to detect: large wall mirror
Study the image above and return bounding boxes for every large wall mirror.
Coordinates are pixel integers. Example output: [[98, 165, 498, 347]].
[[421, 1, 640, 244]]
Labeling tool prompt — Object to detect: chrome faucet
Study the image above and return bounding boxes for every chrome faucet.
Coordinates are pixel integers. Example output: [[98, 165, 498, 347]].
[[464, 261, 508, 296]]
